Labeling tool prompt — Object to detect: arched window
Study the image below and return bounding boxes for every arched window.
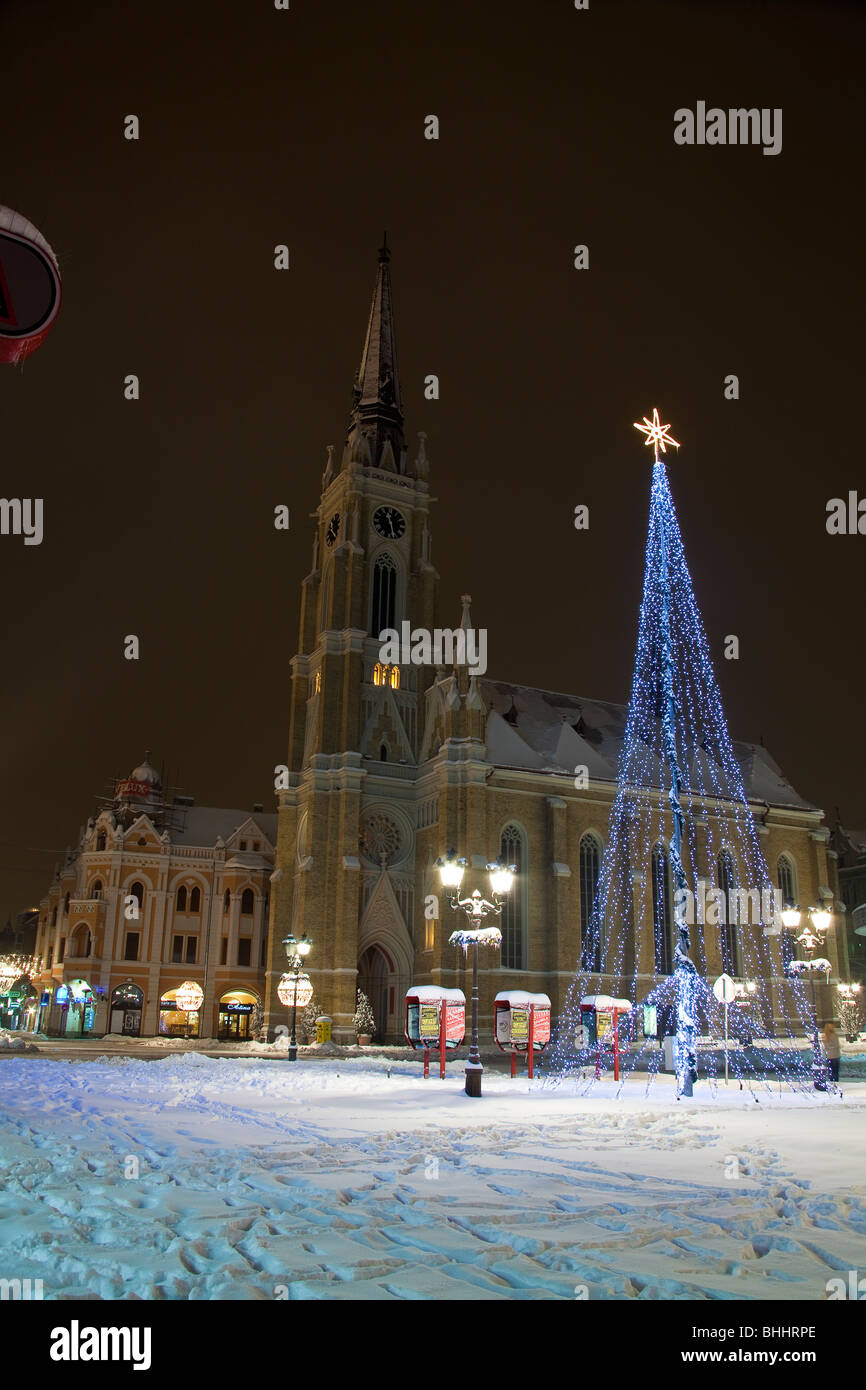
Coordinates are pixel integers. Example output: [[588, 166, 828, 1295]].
[[63, 892, 70, 915], [777, 854, 797, 907], [579, 832, 603, 971], [51, 906, 57, 926], [370, 552, 397, 637], [389, 665, 400, 690], [652, 844, 673, 974], [777, 855, 797, 969], [91, 880, 103, 901], [500, 824, 526, 970], [380, 744, 387, 762], [717, 850, 740, 975], [241, 888, 255, 915], [130, 882, 144, 908], [190, 886, 201, 913], [223, 890, 231, 914], [373, 662, 384, 686], [176, 885, 187, 912]]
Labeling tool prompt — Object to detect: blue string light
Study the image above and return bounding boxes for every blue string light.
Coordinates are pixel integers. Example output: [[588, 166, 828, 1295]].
[[550, 451, 819, 1099]]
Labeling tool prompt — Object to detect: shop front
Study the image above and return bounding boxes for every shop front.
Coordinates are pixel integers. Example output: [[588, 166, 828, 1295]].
[[218, 989, 258, 1041], [158, 982, 203, 1038], [45, 979, 96, 1037], [109, 982, 144, 1036]]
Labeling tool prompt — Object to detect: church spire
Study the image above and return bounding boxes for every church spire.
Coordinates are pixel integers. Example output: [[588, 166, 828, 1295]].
[[346, 235, 405, 471]]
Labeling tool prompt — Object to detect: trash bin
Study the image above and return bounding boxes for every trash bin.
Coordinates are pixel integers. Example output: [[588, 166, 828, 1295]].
[[316, 1015, 332, 1044]]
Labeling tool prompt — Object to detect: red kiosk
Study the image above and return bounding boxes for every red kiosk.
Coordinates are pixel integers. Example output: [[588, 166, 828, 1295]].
[[579, 994, 633, 1081], [405, 986, 466, 1078], [494, 990, 551, 1078]]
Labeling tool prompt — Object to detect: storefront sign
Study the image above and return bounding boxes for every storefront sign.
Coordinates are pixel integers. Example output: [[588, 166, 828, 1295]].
[[221, 1002, 252, 1014]]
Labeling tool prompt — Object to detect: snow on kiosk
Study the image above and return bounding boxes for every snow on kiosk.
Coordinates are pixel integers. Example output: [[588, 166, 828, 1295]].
[[494, 990, 551, 1078], [405, 986, 465, 1079], [580, 995, 633, 1081]]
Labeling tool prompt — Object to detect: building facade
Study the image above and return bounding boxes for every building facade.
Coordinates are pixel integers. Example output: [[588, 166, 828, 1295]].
[[30, 758, 276, 1039], [261, 244, 846, 1044]]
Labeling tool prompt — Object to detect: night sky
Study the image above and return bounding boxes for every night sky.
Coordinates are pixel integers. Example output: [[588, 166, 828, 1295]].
[[1, 0, 863, 922]]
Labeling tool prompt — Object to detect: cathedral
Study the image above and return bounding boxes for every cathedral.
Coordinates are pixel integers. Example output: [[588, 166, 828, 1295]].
[[261, 242, 845, 1045]]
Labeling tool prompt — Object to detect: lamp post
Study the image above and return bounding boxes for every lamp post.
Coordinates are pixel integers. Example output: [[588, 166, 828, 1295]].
[[437, 849, 515, 1098], [837, 980, 863, 1042], [281, 933, 312, 1062], [782, 903, 833, 1089]]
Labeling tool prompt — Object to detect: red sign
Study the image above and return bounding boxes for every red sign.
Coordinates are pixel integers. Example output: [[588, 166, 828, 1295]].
[[445, 1002, 465, 1044], [115, 779, 153, 799], [533, 1007, 551, 1045]]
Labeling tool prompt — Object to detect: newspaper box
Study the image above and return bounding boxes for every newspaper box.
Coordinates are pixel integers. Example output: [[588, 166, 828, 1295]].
[[405, 986, 465, 1079], [579, 995, 633, 1081], [494, 990, 551, 1078]]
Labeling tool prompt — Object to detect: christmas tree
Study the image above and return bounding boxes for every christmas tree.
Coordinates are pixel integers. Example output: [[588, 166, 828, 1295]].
[[552, 410, 815, 1097], [353, 990, 376, 1040]]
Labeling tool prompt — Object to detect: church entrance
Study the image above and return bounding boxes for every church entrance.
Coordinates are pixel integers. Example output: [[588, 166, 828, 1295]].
[[357, 944, 392, 1043]]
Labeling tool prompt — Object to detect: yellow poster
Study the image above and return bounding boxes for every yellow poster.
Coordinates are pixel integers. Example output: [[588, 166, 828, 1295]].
[[419, 1003, 440, 1041], [597, 1011, 613, 1039]]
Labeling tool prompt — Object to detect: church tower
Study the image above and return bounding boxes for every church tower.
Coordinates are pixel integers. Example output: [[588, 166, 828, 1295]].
[[264, 241, 439, 1042]]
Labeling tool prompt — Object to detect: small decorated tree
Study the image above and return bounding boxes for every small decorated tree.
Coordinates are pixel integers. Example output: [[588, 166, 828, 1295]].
[[839, 998, 863, 1043], [302, 992, 321, 1042], [354, 989, 376, 1044]]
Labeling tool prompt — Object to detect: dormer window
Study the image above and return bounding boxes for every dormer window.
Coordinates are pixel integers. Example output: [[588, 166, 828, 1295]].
[[239, 840, 247, 852]]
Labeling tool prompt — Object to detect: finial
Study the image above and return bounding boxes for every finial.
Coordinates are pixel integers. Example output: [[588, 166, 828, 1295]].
[[460, 594, 472, 630], [379, 231, 390, 264]]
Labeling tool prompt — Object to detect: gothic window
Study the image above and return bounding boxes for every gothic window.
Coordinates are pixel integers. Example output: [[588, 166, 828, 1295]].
[[389, 665, 400, 689], [241, 888, 255, 915], [91, 880, 103, 901], [129, 882, 144, 909], [190, 886, 201, 913], [777, 854, 797, 907], [223, 890, 231, 914], [380, 744, 387, 761], [499, 824, 526, 971], [176, 885, 187, 912], [717, 850, 740, 975], [360, 811, 401, 867], [777, 854, 797, 969], [373, 662, 383, 686], [579, 832, 603, 971], [370, 552, 397, 637], [652, 844, 673, 974]]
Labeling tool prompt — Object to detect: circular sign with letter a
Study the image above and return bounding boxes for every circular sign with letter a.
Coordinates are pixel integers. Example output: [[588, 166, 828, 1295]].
[[0, 206, 62, 364]]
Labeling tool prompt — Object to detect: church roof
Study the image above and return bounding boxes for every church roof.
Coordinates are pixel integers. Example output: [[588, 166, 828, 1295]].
[[169, 807, 278, 849], [480, 678, 817, 812], [346, 237, 405, 467]]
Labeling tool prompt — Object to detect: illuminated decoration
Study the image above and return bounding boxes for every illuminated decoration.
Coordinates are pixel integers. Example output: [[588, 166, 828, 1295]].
[[174, 981, 204, 1013], [0, 205, 62, 364], [633, 406, 680, 462], [0, 954, 37, 988], [551, 410, 817, 1099], [277, 972, 313, 1008]]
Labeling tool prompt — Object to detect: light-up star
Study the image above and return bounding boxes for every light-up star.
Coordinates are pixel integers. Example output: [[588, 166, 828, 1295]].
[[633, 407, 680, 462]]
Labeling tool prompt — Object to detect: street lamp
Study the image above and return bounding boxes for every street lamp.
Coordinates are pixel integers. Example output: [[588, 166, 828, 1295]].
[[837, 980, 863, 1042], [280, 933, 313, 1062], [437, 849, 516, 1098], [782, 903, 834, 1089]]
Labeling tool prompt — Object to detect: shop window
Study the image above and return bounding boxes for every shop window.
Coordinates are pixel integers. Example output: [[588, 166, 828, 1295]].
[[124, 932, 140, 961], [237, 938, 252, 967], [241, 888, 255, 915], [220, 938, 228, 965], [189, 886, 201, 913], [185, 936, 197, 964], [172, 935, 183, 963]]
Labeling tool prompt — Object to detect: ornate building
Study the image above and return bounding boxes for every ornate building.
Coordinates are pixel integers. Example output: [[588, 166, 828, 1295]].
[[262, 244, 846, 1044], [31, 758, 276, 1038]]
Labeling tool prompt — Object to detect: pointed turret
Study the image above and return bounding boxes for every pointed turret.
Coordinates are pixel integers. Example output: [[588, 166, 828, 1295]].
[[345, 235, 406, 471]]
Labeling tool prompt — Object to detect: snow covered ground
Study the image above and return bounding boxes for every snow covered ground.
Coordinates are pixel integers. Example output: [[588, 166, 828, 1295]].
[[1, 1052, 864, 1301]]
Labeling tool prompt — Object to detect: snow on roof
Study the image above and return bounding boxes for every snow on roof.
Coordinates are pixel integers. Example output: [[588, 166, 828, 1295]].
[[581, 995, 632, 1011], [170, 807, 278, 849], [479, 678, 816, 811], [405, 986, 465, 1003], [494, 990, 551, 1006]]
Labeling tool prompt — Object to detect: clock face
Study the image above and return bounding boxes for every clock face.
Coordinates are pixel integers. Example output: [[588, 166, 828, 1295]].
[[325, 512, 340, 547], [373, 505, 406, 540]]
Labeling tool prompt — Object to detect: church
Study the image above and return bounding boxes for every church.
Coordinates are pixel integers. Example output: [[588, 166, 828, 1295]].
[[261, 242, 844, 1044]]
